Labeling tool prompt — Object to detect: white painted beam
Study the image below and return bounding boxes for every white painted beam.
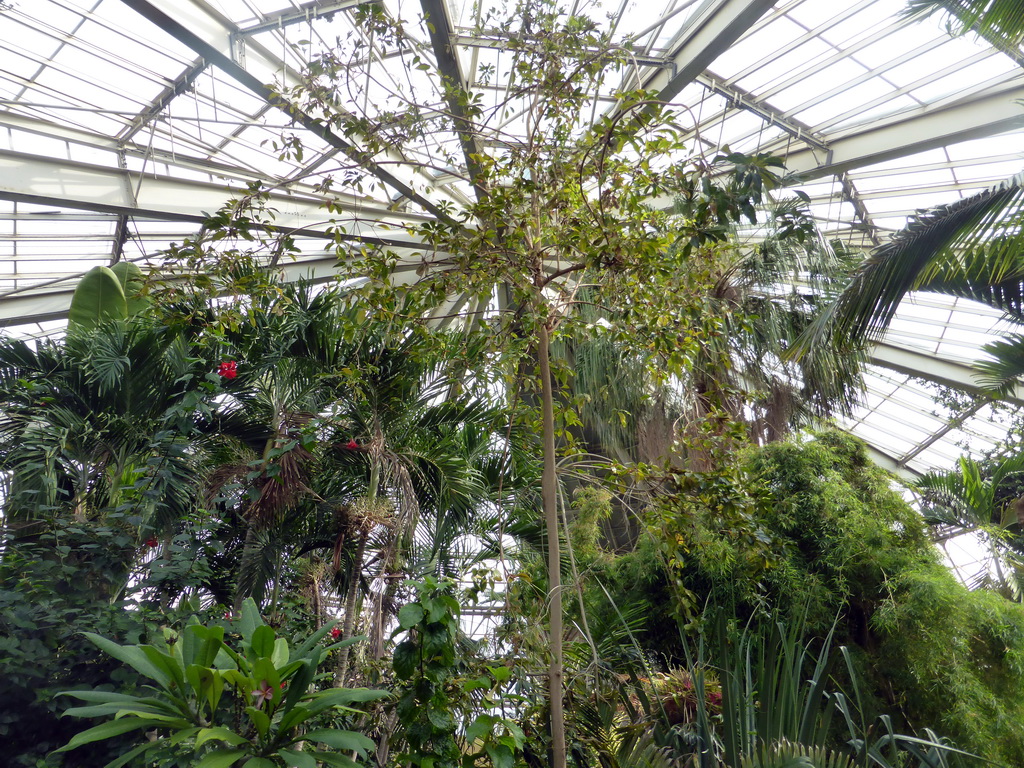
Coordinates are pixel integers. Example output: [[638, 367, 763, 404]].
[[868, 339, 1024, 406], [643, 0, 776, 102], [0, 148, 431, 240], [782, 81, 1024, 180]]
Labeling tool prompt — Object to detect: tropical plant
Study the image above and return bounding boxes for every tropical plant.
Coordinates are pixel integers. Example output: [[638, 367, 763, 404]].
[[55, 598, 387, 768], [391, 577, 525, 768], [795, 0, 1024, 382], [180, 282, 514, 686], [905, 0, 1024, 48], [67, 262, 149, 333], [0, 320, 216, 566], [283, 5, 809, 760], [684, 616, 975, 768], [915, 452, 1024, 595]]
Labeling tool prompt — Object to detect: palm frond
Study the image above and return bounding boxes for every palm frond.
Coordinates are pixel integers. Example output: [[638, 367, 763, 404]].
[[798, 170, 1024, 348], [975, 334, 1024, 393], [903, 0, 1024, 47]]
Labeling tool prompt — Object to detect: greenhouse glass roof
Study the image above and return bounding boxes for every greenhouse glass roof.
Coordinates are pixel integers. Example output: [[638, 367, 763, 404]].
[[0, 0, 1023, 477]]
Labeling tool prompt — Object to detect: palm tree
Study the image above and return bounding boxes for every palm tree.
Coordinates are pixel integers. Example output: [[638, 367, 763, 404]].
[[0, 321, 213, 591], [916, 453, 1024, 595], [795, 169, 1024, 363], [197, 282, 514, 681], [313, 327, 510, 682], [904, 0, 1024, 48]]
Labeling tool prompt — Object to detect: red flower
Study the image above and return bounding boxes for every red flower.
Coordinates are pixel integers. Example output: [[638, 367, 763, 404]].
[[330, 626, 342, 639], [217, 361, 238, 379], [144, 537, 159, 548], [344, 439, 359, 450], [224, 611, 234, 621]]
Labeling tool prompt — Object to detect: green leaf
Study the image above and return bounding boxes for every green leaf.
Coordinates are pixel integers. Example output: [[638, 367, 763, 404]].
[[242, 759, 276, 768], [309, 751, 359, 768], [487, 665, 512, 683], [102, 740, 159, 768], [245, 706, 271, 739], [239, 597, 263, 641], [271, 636, 289, 668], [250, 625, 276, 658], [54, 718, 153, 753], [282, 660, 315, 711], [304, 687, 388, 716], [502, 720, 526, 749], [486, 742, 514, 768], [279, 748, 317, 768], [190, 624, 226, 667], [302, 729, 374, 754], [168, 727, 201, 746], [427, 707, 455, 731], [279, 705, 313, 734], [196, 727, 248, 749], [68, 266, 127, 333], [81, 633, 168, 685], [462, 675, 491, 693], [397, 602, 425, 629], [140, 645, 186, 691], [108, 261, 149, 317], [393, 639, 419, 679], [195, 748, 248, 768], [466, 714, 495, 744]]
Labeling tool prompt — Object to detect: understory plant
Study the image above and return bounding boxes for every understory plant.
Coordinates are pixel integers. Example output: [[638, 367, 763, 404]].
[[392, 577, 525, 768], [681, 616, 977, 768], [55, 598, 387, 767]]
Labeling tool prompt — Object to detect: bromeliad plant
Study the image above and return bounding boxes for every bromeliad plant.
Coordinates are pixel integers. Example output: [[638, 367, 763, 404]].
[[55, 598, 387, 768]]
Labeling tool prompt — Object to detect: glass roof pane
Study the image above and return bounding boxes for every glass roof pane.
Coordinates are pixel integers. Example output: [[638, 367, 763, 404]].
[[0, 0, 1023, 481]]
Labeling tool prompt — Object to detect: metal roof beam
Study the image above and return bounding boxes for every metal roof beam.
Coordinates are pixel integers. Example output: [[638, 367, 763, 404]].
[[0, 148, 431, 233], [0, 253, 341, 327], [119, 57, 208, 143], [118, 0, 458, 223], [0, 246, 441, 327], [419, 0, 488, 202], [641, 0, 776, 103], [238, 0, 374, 37], [0, 112, 297, 185], [782, 82, 1024, 180], [868, 339, 1024, 406], [862, 442, 921, 481]]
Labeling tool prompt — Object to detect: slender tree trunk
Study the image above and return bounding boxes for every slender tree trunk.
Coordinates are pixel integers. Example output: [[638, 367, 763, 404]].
[[336, 528, 368, 686], [538, 321, 566, 768], [337, 462, 379, 686]]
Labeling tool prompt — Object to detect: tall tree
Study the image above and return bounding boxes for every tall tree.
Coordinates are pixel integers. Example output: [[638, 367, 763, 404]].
[[283, 2, 810, 761]]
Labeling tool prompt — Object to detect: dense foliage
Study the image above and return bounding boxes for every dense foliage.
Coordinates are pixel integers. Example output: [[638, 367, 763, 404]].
[[4, 2, 1024, 767]]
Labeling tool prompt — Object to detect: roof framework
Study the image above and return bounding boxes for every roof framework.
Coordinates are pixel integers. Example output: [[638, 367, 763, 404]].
[[1, 0, 1023, 476]]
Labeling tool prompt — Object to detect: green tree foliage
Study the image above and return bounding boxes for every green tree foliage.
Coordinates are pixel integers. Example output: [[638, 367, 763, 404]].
[[647, 429, 1024, 764], [285, 4, 815, 759]]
